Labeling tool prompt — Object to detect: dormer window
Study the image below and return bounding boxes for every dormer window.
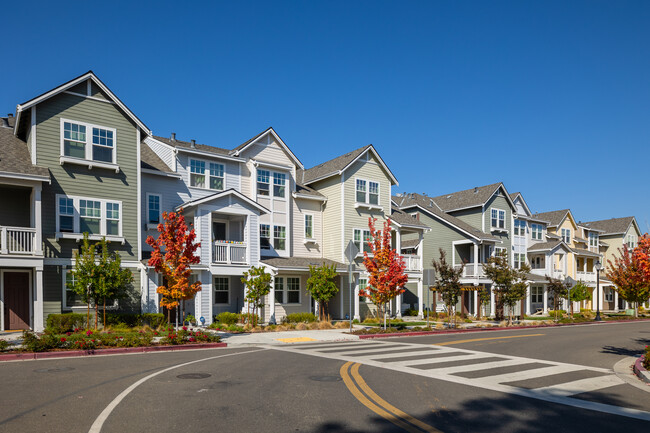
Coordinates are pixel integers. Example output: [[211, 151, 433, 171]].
[[61, 119, 117, 167], [589, 232, 598, 247], [561, 228, 571, 243], [491, 208, 505, 229]]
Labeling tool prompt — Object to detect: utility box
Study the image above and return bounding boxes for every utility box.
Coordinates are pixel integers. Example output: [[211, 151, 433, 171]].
[[625, 309, 635, 316]]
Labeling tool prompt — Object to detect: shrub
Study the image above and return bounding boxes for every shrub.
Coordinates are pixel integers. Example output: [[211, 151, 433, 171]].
[[46, 313, 88, 334], [644, 346, 650, 370], [295, 323, 308, 331], [548, 310, 566, 318], [0, 340, 9, 351], [403, 308, 419, 317], [215, 312, 240, 325], [101, 313, 166, 328], [240, 313, 260, 325], [226, 324, 245, 333], [334, 321, 349, 329], [318, 321, 334, 330], [308, 322, 319, 330], [283, 312, 317, 323]]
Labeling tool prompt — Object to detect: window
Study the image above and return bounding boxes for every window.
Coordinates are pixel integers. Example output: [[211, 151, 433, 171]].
[[260, 224, 271, 249], [56, 195, 122, 237], [356, 179, 367, 202], [491, 209, 505, 229], [64, 267, 85, 308], [531, 286, 544, 304], [369, 181, 379, 205], [273, 172, 286, 198], [605, 288, 614, 302], [514, 220, 526, 236], [209, 163, 225, 190], [531, 224, 543, 240], [106, 203, 120, 236], [91, 127, 114, 162], [190, 159, 206, 188], [214, 277, 229, 304], [257, 169, 270, 196], [514, 253, 526, 269], [358, 278, 371, 302], [275, 277, 300, 304], [531, 256, 544, 269], [495, 247, 507, 258], [304, 214, 313, 239], [273, 225, 286, 250], [147, 194, 161, 225], [354, 229, 372, 254], [63, 122, 86, 158], [80, 199, 101, 234], [589, 232, 598, 248], [61, 119, 116, 164], [626, 235, 637, 249], [561, 228, 571, 243], [59, 197, 74, 232]]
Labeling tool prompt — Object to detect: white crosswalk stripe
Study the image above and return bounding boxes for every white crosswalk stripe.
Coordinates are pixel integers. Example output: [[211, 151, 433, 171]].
[[271, 340, 650, 422]]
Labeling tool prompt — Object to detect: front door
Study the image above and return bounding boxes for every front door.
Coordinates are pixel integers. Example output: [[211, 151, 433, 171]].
[[4, 272, 30, 330]]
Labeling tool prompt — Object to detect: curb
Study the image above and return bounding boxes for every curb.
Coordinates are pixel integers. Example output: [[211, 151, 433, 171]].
[[633, 356, 650, 384], [356, 318, 650, 339], [0, 342, 227, 362]]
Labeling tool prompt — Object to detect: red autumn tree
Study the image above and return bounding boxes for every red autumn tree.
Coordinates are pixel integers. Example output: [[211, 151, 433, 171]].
[[634, 234, 650, 280], [607, 241, 650, 318], [146, 208, 201, 325], [360, 217, 408, 329]]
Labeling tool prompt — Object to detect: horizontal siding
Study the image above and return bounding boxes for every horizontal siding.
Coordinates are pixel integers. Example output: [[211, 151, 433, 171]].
[[36, 92, 139, 261], [314, 176, 342, 262], [449, 208, 483, 229], [292, 199, 322, 258], [175, 153, 241, 204], [141, 174, 186, 250]]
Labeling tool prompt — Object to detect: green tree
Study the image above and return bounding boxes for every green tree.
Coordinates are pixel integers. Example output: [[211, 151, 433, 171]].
[[69, 234, 98, 329], [569, 280, 592, 314], [306, 264, 339, 321], [483, 250, 530, 326], [241, 266, 272, 326], [477, 287, 491, 320], [545, 277, 569, 321], [96, 239, 133, 327], [431, 248, 464, 328]]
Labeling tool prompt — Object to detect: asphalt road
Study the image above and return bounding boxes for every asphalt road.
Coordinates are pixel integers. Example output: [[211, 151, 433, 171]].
[[0, 322, 648, 433]]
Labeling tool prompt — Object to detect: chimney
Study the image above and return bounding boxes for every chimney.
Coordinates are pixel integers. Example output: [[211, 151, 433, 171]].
[[474, 187, 478, 193], [1, 118, 8, 128], [171, 132, 176, 141], [190, 139, 196, 148], [7, 113, 13, 117]]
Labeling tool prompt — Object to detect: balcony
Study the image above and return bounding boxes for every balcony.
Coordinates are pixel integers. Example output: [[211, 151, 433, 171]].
[[0, 226, 38, 255], [213, 241, 248, 265], [402, 254, 422, 272], [576, 271, 596, 282], [455, 263, 486, 278]]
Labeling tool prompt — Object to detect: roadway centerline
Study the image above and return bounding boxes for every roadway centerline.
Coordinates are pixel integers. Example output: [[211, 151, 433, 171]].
[[433, 333, 545, 346]]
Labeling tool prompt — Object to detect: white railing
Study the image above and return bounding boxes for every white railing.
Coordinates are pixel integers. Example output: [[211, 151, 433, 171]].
[[402, 254, 422, 272], [0, 226, 37, 255], [213, 241, 248, 265], [455, 263, 485, 278], [576, 271, 597, 282], [552, 269, 565, 279]]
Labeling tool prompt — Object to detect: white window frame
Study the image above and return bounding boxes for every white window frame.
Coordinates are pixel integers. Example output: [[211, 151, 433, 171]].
[[260, 224, 271, 250], [589, 232, 598, 248], [491, 208, 506, 230], [273, 172, 287, 198], [213, 276, 229, 305], [561, 228, 571, 243], [275, 276, 301, 304], [355, 179, 367, 203], [257, 169, 270, 197], [146, 193, 162, 230], [353, 228, 372, 255], [531, 286, 544, 304], [55, 194, 124, 241], [368, 181, 380, 205], [495, 246, 507, 259], [188, 158, 225, 191], [514, 252, 526, 269], [531, 224, 543, 240], [273, 225, 286, 251], [59, 118, 118, 170], [358, 277, 372, 303], [304, 214, 314, 241], [514, 219, 526, 236]]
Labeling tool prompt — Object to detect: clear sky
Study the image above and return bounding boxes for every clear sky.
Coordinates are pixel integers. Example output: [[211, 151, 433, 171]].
[[2, 1, 649, 230]]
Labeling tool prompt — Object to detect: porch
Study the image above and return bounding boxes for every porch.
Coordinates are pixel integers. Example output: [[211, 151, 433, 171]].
[[0, 185, 42, 257], [211, 214, 249, 265]]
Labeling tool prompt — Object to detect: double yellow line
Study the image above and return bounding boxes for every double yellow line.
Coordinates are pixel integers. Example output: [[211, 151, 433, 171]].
[[340, 362, 442, 433]]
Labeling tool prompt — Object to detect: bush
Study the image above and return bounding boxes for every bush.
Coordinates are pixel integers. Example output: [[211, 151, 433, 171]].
[[283, 312, 317, 323], [240, 313, 260, 325], [548, 310, 566, 318], [0, 340, 9, 351], [215, 312, 240, 325], [644, 346, 650, 370], [46, 313, 87, 334], [102, 313, 166, 329], [403, 308, 419, 317]]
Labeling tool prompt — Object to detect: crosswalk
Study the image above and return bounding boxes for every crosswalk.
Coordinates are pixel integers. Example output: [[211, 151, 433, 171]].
[[272, 340, 650, 422]]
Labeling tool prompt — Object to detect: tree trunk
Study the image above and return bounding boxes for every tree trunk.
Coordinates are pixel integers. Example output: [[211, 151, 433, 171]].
[[103, 297, 106, 329], [94, 302, 99, 330], [87, 301, 90, 330], [383, 303, 387, 330]]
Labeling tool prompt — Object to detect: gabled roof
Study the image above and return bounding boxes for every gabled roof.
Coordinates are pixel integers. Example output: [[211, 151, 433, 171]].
[[400, 239, 421, 249], [532, 209, 575, 229], [390, 206, 429, 230], [393, 197, 501, 243], [428, 182, 515, 213], [0, 121, 49, 180], [175, 189, 269, 214], [301, 144, 398, 186], [260, 256, 346, 272], [392, 192, 442, 211], [15, 71, 150, 135], [140, 142, 176, 175], [231, 127, 303, 169], [570, 247, 601, 258], [509, 192, 533, 216], [527, 240, 571, 253], [582, 217, 641, 237], [153, 135, 232, 157], [293, 183, 327, 201]]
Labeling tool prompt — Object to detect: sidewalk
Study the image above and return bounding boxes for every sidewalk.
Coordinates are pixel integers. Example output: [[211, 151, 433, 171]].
[[218, 327, 362, 346]]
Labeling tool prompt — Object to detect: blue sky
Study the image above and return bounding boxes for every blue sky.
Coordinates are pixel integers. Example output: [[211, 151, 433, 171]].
[[2, 1, 649, 230]]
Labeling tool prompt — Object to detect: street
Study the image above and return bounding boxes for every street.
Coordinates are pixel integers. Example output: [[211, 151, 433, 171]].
[[0, 322, 649, 432]]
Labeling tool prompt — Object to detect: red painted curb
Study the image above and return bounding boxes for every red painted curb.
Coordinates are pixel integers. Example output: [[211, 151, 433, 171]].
[[356, 318, 650, 339], [633, 356, 650, 384], [0, 342, 227, 362]]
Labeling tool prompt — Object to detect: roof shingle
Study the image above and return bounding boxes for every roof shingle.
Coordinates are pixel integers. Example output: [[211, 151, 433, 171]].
[[582, 217, 638, 236], [301, 145, 371, 184], [0, 122, 49, 178]]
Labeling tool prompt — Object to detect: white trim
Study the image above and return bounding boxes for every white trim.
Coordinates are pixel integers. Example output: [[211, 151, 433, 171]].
[[55, 194, 124, 239], [59, 117, 118, 166], [0, 171, 49, 182], [175, 146, 245, 163], [340, 172, 345, 263], [303, 213, 315, 243], [234, 128, 304, 169], [63, 91, 116, 104], [188, 157, 226, 192], [141, 168, 182, 179], [212, 276, 230, 306], [490, 207, 507, 231], [274, 275, 302, 305], [59, 156, 120, 172], [292, 191, 327, 202], [30, 106, 37, 165], [251, 159, 293, 171], [136, 128, 141, 262], [0, 269, 33, 332], [177, 189, 269, 214]]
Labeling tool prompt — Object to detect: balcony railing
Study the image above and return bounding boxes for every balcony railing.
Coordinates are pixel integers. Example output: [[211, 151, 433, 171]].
[[402, 254, 422, 272], [0, 226, 37, 255], [213, 241, 248, 265], [576, 270, 597, 282], [455, 263, 486, 278]]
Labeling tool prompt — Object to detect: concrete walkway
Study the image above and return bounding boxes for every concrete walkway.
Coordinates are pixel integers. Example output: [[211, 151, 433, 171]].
[[218, 327, 362, 346]]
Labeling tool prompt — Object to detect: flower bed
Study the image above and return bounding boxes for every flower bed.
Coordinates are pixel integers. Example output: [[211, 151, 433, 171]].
[[2, 326, 220, 354]]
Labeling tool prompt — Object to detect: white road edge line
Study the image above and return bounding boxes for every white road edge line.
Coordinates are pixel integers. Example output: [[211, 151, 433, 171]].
[[87, 348, 267, 433]]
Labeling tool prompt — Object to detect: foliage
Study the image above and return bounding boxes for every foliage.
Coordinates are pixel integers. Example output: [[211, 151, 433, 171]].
[[644, 345, 650, 370], [483, 250, 530, 325], [185, 314, 196, 325], [0, 340, 9, 351], [361, 218, 408, 329], [403, 308, 419, 317], [283, 312, 318, 323], [146, 209, 202, 323], [306, 264, 339, 321], [215, 312, 241, 325], [546, 277, 569, 319], [46, 313, 88, 334], [160, 327, 221, 345], [70, 234, 99, 329], [570, 281, 592, 304], [607, 241, 650, 317], [241, 266, 272, 326], [96, 238, 133, 328], [431, 248, 463, 327], [101, 313, 166, 329], [477, 287, 491, 320], [239, 313, 261, 325]]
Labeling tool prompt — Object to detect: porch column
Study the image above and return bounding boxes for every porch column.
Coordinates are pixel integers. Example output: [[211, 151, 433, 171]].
[[614, 290, 619, 312], [473, 290, 478, 317], [32, 185, 42, 255], [395, 229, 401, 252], [490, 287, 495, 318], [396, 292, 402, 318], [268, 275, 276, 324], [417, 278, 423, 319], [353, 277, 360, 321], [525, 286, 531, 315], [34, 268, 44, 331], [473, 243, 479, 278], [543, 285, 548, 314], [314, 298, 320, 318]]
